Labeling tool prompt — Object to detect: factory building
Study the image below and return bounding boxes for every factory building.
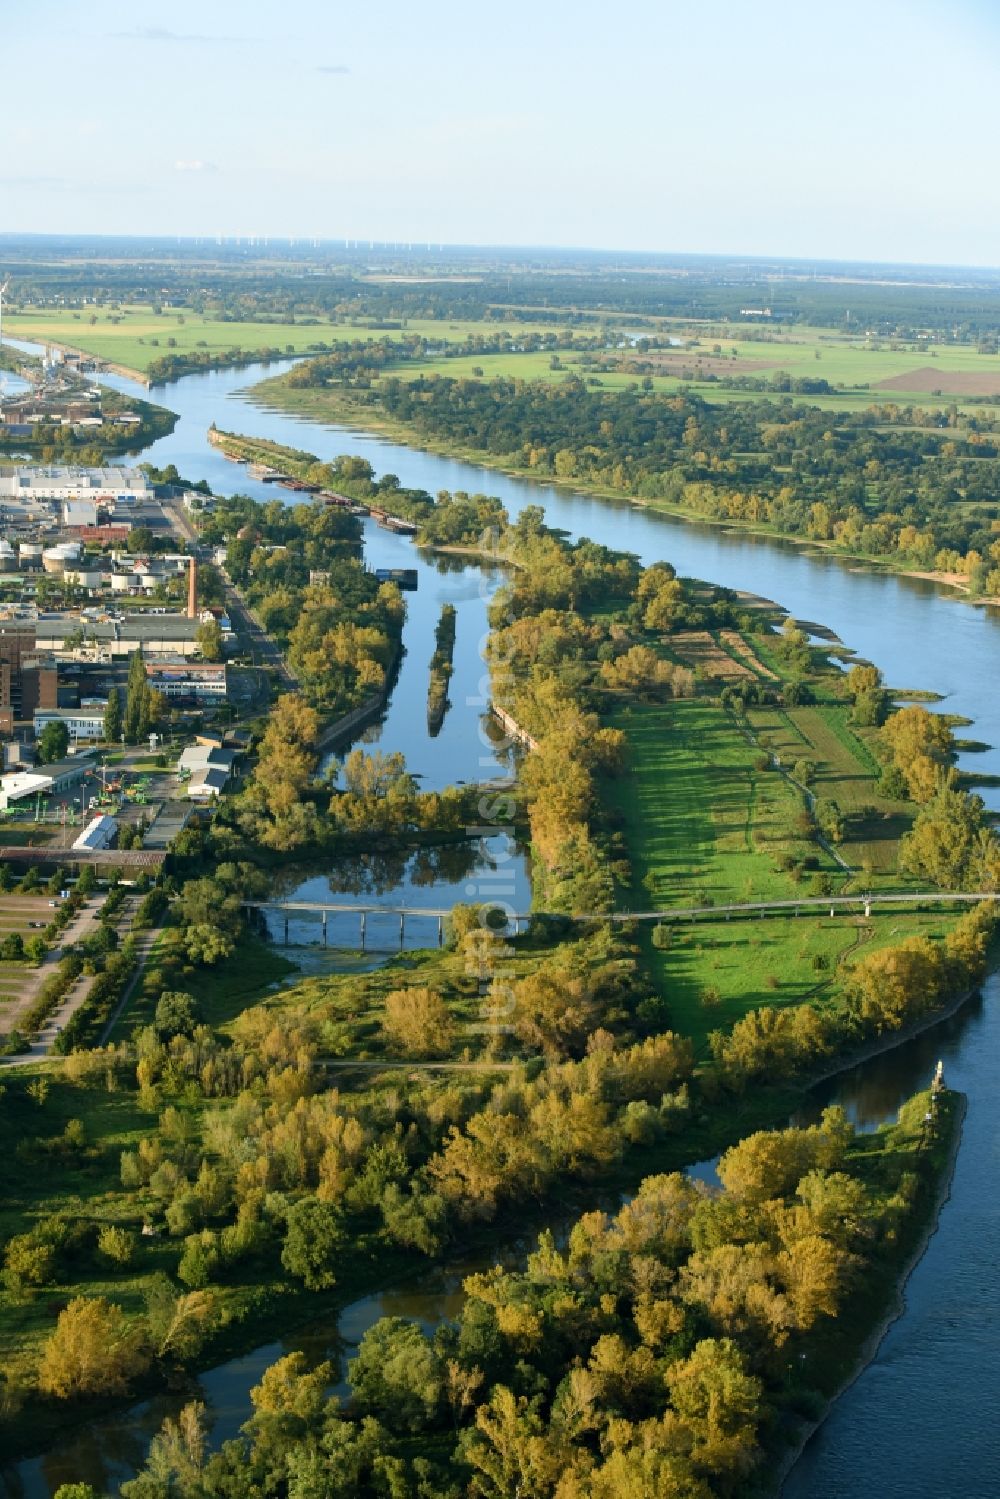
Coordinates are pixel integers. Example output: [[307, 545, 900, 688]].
[[72, 815, 118, 852], [35, 614, 203, 658], [0, 755, 92, 808], [144, 660, 227, 701], [0, 625, 37, 734], [0, 466, 153, 502], [62, 499, 100, 528]]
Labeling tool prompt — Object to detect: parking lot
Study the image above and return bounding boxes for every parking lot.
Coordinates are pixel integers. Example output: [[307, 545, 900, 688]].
[[0, 893, 70, 1010]]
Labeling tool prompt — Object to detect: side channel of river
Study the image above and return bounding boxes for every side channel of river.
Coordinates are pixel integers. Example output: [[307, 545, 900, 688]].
[[1, 343, 998, 1496]]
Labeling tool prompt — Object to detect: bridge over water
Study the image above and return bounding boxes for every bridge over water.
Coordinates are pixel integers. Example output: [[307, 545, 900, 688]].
[[245, 890, 999, 951]]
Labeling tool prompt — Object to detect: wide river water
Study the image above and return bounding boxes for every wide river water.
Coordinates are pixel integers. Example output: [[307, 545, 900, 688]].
[[3, 348, 1000, 1496]]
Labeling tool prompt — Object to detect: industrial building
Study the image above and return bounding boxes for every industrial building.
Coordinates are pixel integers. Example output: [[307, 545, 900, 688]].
[[0, 467, 153, 502], [72, 814, 118, 851], [0, 755, 92, 808], [0, 624, 50, 734], [0, 771, 53, 809], [145, 660, 227, 701], [33, 708, 106, 742], [178, 743, 238, 799], [35, 614, 203, 658], [186, 766, 230, 799]]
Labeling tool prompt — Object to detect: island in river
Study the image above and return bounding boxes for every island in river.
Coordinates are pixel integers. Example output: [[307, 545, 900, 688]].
[[0, 465, 996, 1499]]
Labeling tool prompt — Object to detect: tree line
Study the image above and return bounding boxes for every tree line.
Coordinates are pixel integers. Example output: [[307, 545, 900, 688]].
[[286, 367, 1000, 590]]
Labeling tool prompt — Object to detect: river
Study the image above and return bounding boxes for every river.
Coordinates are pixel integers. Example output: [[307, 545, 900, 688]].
[[3, 347, 1000, 1496]]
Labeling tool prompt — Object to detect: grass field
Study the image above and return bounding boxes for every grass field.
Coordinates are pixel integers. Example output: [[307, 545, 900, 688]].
[[10, 301, 1000, 412], [605, 693, 845, 913], [745, 702, 910, 874], [251, 318, 1000, 414], [643, 910, 955, 1052], [1, 307, 578, 379], [598, 636, 953, 1050]]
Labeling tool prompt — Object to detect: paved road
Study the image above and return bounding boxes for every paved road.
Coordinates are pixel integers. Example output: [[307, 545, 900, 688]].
[[1, 897, 164, 1067], [1, 894, 108, 1063], [221, 577, 297, 686], [163, 500, 297, 687]]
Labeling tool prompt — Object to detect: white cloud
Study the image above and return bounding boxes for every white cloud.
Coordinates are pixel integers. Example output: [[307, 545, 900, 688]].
[[174, 160, 218, 173]]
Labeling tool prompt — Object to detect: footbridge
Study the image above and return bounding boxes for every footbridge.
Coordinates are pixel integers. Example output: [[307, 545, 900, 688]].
[[245, 899, 532, 950], [246, 890, 997, 950]]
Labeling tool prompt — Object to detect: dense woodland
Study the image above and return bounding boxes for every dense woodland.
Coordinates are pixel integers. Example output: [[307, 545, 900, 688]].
[[50, 1090, 957, 1499], [292, 369, 1000, 586]]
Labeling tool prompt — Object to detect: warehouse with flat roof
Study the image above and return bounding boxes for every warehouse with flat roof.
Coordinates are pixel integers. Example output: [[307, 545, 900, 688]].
[[0, 466, 153, 501], [72, 814, 118, 851], [36, 614, 202, 658]]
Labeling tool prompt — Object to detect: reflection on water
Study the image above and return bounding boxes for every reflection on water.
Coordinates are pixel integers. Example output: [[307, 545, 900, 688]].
[[0, 1250, 518, 1498], [1, 348, 998, 1496], [258, 834, 529, 950], [784, 977, 1000, 1498], [792, 992, 986, 1135]]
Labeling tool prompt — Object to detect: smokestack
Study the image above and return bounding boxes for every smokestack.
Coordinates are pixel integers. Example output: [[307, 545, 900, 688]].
[[187, 556, 197, 620]]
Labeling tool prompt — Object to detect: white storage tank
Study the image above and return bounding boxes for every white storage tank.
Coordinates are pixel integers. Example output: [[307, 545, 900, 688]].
[[41, 541, 81, 575]]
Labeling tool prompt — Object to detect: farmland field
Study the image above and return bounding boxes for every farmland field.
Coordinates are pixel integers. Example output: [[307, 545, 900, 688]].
[[282, 319, 1000, 412], [1, 307, 582, 379], [10, 299, 1000, 412]]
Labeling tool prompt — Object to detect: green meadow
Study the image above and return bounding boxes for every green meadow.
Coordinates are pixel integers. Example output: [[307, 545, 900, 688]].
[[641, 910, 955, 1053], [11, 297, 1000, 411], [597, 625, 961, 1049], [1, 307, 578, 379]]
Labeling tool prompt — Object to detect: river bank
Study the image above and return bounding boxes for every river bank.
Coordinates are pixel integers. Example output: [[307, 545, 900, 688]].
[[248, 375, 1000, 607], [773, 1088, 967, 1496], [4, 868, 990, 1481], [1, 343, 995, 1493]]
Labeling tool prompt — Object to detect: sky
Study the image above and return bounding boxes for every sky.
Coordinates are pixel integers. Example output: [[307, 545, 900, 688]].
[[4, 0, 1000, 265]]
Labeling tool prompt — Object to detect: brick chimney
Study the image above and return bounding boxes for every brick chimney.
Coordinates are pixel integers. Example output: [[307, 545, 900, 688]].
[[186, 556, 197, 619]]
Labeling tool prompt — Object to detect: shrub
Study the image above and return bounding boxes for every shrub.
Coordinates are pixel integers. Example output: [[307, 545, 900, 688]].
[[98, 1225, 136, 1268]]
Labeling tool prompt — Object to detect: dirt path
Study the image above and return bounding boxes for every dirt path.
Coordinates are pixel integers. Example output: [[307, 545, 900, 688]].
[[98, 915, 163, 1045]]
